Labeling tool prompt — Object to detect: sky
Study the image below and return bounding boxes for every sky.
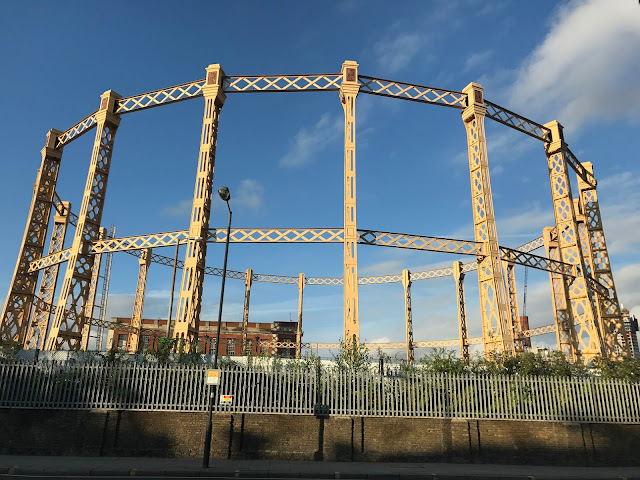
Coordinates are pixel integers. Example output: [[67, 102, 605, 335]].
[[1, 0, 639, 358]]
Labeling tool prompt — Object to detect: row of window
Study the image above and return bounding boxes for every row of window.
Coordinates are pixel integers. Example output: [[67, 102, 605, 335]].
[[115, 334, 269, 355]]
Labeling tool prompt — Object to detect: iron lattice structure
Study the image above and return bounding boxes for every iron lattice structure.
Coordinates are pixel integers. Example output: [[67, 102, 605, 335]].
[[0, 61, 629, 364]]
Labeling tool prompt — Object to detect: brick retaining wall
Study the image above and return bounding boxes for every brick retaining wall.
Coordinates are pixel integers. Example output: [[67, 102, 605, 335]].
[[1, 409, 638, 466]]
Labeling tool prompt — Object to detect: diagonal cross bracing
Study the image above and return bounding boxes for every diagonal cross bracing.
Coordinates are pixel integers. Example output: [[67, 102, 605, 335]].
[[484, 101, 550, 142], [358, 76, 466, 108], [224, 74, 342, 93]]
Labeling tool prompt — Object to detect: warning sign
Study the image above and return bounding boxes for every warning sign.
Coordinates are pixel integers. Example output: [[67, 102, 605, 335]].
[[206, 369, 220, 386], [220, 395, 233, 405]]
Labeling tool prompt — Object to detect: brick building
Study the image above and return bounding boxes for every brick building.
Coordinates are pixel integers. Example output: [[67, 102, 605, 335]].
[[106, 318, 299, 357]]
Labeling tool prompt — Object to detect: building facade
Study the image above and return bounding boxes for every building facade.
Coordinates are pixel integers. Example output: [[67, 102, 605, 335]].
[[106, 318, 299, 357]]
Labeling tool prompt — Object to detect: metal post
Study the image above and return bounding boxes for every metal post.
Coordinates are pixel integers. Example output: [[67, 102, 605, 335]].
[[166, 242, 180, 338], [203, 192, 231, 469]]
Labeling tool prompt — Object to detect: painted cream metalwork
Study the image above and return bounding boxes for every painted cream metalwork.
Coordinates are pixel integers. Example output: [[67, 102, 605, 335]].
[[96, 225, 116, 351], [55, 114, 98, 148], [358, 76, 466, 108], [544, 121, 602, 361], [173, 64, 226, 348], [47, 91, 121, 350], [1, 129, 64, 346], [80, 227, 107, 350], [126, 248, 152, 353], [484, 101, 550, 142], [24, 201, 71, 350], [462, 82, 513, 355], [578, 162, 628, 358], [225, 74, 342, 93], [402, 269, 414, 364], [503, 261, 524, 353], [341, 60, 360, 345], [543, 227, 579, 361], [3, 61, 627, 360]]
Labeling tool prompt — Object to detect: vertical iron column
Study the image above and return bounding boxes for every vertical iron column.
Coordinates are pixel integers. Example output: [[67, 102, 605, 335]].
[[241, 268, 253, 355], [24, 201, 70, 350], [340, 60, 360, 345], [401, 269, 414, 364], [296, 273, 305, 359], [577, 162, 629, 358], [173, 64, 226, 348], [503, 261, 524, 353], [461, 83, 514, 356], [80, 227, 107, 350], [96, 224, 116, 350], [544, 121, 603, 361], [47, 91, 121, 350], [453, 261, 470, 361], [127, 248, 152, 353], [543, 227, 579, 361], [1, 129, 63, 346]]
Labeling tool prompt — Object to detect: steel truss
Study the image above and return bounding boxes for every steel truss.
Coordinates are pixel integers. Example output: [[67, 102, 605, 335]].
[[1, 61, 623, 361]]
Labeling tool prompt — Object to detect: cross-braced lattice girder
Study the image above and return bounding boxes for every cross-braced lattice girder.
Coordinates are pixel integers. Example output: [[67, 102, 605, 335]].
[[544, 121, 603, 362], [24, 201, 70, 350], [401, 270, 414, 364], [126, 248, 151, 353], [173, 64, 226, 348], [0, 129, 63, 346], [46, 91, 121, 351], [80, 227, 106, 350], [462, 83, 514, 356], [453, 261, 470, 361]]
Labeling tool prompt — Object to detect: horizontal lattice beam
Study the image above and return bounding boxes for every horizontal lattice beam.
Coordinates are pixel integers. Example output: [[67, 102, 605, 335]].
[[224, 74, 342, 93], [485, 101, 550, 142], [500, 246, 575, 277], [566, 147, 597, 188], [55, 113, 98, 148], [214, 228, 343, 243], [359, 230, 481, 255], [116, 80, 206, 114], [359, 76, 466, 108]]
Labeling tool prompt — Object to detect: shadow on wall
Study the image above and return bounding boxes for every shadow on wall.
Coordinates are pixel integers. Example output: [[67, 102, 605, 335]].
[[1, 409, 640, 467]]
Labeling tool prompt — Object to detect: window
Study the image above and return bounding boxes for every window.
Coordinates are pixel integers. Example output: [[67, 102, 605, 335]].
[[246, 339, 253, 355], [209, 337, 217, 354], [141, 335, 150, 349], [226, 338, 235, 356], [260, 340, 268, 353], [117, 334, 127, 349]]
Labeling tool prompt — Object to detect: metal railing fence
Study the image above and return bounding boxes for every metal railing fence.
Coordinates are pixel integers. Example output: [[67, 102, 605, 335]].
[[1, 362, 639, 423]]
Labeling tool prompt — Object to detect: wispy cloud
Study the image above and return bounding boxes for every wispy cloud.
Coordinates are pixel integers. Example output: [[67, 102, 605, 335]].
[[234, 179, 264, 210], [464, 50, 493, 73], [508, 0, 640, 133], [279, 113, 342, 168], [373, 31, 428, 74], [162, 199, 192, 218]]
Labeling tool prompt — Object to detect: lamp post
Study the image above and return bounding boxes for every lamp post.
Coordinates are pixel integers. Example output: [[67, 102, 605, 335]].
[[203, 186, 232, 468], [166, 236, 202, 338]]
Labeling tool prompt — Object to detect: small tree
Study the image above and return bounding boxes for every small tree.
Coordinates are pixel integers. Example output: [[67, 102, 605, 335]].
[[332, 338, 371, 372]]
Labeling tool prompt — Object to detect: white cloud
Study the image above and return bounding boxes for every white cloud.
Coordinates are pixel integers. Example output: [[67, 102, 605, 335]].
[[508, 0, 640, 133], [279, 113, 342, 168], [374, 31, 428, 74], [497, 202, 554, 237], [464, 50, 493, 72], [162, 199, 192, 218], [234, 179, 264, 210]]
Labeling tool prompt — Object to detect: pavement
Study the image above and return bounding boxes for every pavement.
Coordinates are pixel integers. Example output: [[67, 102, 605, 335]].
[[1, 456, 640, 479]]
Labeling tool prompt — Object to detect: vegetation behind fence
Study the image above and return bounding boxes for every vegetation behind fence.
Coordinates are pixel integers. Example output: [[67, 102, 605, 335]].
[[1, 361, 639, 423]]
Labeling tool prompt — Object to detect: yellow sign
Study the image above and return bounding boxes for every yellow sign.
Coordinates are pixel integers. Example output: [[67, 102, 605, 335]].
[[206, 369, 220, 385]]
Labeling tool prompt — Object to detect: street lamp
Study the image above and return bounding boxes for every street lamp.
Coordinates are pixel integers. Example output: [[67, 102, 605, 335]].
[[166, 236, 202, 338], [203, 186, 232, 468]]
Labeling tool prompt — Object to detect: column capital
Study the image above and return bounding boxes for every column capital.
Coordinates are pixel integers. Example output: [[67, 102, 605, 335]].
[[96, 90, 122, 126], [402, 269, 411, 288], [340, 60, 360, 100], [42, 129, 64, 159], [543, 120, 568, 154], [461, 82, 487, 122], [203, 63, 226, 106]]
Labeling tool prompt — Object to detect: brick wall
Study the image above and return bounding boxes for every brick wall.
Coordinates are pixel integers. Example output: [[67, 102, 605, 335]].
[[1, 409, 639, 466]]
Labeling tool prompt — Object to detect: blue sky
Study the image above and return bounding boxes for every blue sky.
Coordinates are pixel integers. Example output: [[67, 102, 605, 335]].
[[1, 0, 639, 356]]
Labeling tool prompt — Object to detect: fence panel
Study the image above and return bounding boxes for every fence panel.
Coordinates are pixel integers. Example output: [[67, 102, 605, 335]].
[[0, 361, 639, 423]]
